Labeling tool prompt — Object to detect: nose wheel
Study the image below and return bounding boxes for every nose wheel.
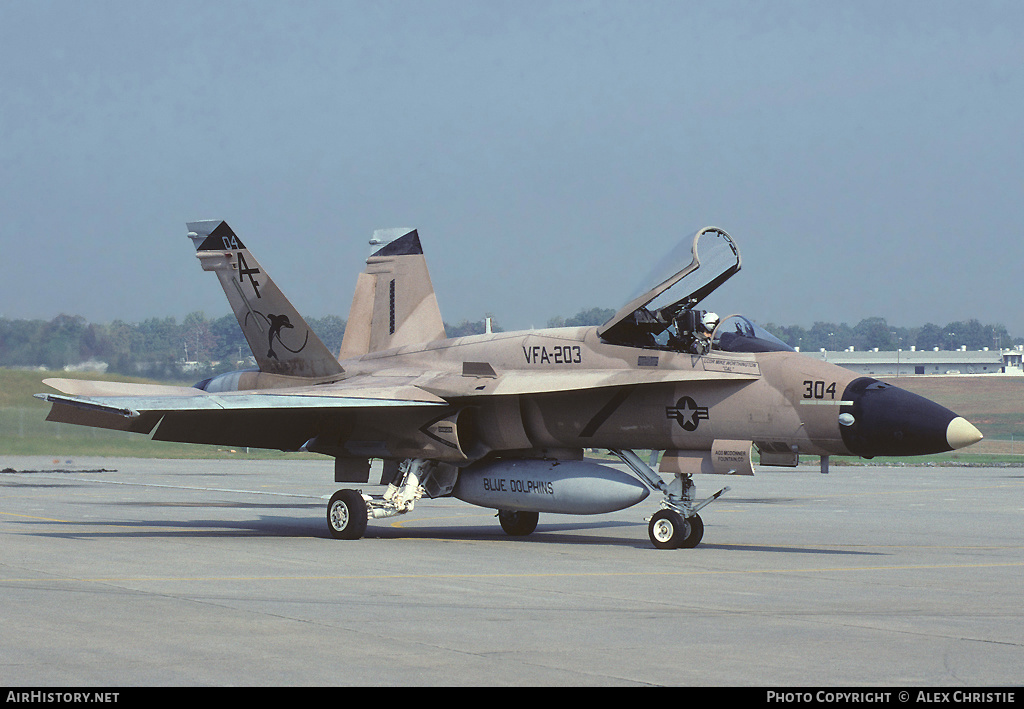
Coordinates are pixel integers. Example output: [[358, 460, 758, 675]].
[[648, 510, 704, 549], [611, 449, 722, 549]]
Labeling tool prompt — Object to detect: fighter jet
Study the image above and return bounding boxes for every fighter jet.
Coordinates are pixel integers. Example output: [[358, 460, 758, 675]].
[[38, 224, 983, 549]]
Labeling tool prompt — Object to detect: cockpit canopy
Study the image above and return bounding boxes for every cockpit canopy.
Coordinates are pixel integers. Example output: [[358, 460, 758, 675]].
[[712, 314, 794, 353], [599, 226, 793, 354]]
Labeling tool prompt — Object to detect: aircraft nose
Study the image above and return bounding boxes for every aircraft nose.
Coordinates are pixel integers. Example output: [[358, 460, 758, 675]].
[[839, 377, 983, 457], [946, 416, 984, 450]]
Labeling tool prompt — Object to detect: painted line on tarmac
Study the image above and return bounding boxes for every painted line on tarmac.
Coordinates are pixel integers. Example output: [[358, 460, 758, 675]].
[[2, 560, 1021, 585]]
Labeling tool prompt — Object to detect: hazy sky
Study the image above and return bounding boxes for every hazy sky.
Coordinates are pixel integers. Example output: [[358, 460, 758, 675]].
[[2, 1, 1022, 335]]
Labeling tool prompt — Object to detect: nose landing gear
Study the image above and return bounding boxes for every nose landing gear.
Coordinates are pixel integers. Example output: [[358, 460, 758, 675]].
[[611, 448, 725, 550]]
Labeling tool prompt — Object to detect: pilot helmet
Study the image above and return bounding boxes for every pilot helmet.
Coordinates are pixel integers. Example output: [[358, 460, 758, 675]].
[[701, 312, 720, 330]]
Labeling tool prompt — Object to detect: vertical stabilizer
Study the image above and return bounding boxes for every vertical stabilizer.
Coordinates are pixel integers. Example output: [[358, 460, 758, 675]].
[[339, 228, 446, 358], [187, 221, 344, 378]]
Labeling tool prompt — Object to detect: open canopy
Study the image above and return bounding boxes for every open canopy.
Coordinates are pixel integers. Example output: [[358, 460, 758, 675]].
[[598, 227, 794, 355], [598, 226, 742, 347]]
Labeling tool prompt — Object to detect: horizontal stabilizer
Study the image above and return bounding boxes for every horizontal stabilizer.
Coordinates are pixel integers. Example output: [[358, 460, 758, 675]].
[[39, 390, 444, 415], [40, 376, 445, 413], [42, 377, 208, 398]]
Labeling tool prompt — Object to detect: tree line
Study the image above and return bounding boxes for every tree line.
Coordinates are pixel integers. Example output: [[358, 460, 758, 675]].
[[760, 317, 1018, 353], [1, 310, 1018, 382], [0, 312, 503, 381]]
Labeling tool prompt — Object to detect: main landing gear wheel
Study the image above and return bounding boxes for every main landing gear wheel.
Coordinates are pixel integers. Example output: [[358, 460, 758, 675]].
[[649, 510, 703, 549], [327, 489, 368, 540], [498, 509, 539, 536]]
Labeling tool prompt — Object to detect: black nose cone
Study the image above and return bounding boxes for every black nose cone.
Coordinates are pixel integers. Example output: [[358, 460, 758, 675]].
[[839, 377, 982, 457]]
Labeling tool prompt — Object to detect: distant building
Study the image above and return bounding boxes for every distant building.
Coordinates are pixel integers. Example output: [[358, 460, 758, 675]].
[[807, 346, 1024, 377]]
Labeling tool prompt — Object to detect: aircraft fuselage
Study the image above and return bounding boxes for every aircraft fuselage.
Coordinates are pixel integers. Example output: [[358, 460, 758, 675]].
[[296, 326, 972, 466]]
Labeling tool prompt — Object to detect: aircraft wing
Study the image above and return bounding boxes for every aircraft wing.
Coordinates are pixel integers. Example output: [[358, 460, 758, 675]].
[[37, 377, 448, 449], [37, 362, 757, 450]]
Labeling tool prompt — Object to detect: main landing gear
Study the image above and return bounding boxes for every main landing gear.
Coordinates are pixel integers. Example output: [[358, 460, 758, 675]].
[[611, 448, 727, 550], [326, 458, 454, 540], [324, 452, 726, 549]]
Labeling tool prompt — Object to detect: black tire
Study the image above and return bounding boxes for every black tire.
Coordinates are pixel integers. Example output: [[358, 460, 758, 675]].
[[678, 513, 704, 548], [327, 489, 368, 540], [498, 509, 539, 536], [648, 509, 688, 549]]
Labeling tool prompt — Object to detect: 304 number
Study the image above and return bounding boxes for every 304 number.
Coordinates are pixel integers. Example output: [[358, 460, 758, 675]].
[[803, 380, 837, 399]]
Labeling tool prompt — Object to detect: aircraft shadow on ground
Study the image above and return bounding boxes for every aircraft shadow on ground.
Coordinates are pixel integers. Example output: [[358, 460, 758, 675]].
[[14, 510, 883, 555], [367, 520, 885, 555]]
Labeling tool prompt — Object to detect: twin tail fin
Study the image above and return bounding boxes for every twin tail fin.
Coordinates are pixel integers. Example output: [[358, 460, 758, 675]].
[[187, 220, 344, 378], [339, 228, 446, 358]]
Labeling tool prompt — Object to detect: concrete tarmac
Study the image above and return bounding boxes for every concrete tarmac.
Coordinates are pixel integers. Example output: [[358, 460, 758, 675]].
[[0, 455, 1021, 687]]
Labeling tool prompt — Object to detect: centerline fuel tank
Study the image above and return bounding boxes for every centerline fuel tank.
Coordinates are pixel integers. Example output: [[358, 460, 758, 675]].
[[451, 458, 650, 514]]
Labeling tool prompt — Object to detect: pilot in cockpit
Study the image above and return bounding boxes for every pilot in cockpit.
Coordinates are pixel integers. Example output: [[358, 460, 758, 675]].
[[697, 311, 719, 352], [669, 310, 719, 354]]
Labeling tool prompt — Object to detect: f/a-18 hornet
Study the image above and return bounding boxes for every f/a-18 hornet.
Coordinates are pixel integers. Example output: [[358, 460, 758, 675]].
[[39, 224, 983, 548]]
